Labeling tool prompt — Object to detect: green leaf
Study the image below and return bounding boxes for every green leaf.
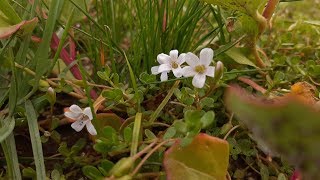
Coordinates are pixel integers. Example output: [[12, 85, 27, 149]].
[[99, 159, 114, 174], [184, 110, 204, 125], [163, 127, 176, 140], [58, 142, 70, 156], [51, 169, 61, 180], [22, 167, 36, 179], [101, 126, 117, 141], [93, 142, 112, 154], [97, 70, 110, 81], [225, 47, 257, 67], [82, 166, 104, 180], [163, 133, 229, 180], [139, 72, 156, 84], [94, 113, 123, 135], [200, 97, 215, 108], [102, 89, 123, 101], [123, 127, 132, 143], [225, 85, 320, 179], [273, 71, 285, 83], [200, 111, 215, 129], [25, 100, 46, 180], [259, 162, 269, 180], [70, 138, 86, 154], [145, 129, 157, 140], [173, 121, 188, 134], [277, 173, 287, 180]]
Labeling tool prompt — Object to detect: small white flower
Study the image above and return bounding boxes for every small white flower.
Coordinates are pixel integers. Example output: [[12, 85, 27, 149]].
[[182, 48, 215, 88], [64, 105, 97, 135], [151, 50, 186, 81]]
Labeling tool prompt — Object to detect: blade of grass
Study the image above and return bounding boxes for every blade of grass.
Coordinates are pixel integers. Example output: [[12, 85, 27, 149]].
[[14, 1, 39, 101], [123, 52, 141, 112], [22, 0, 64, 102], [0, 116, 15, 143], [0, 0, 22, 24], [130, 112, 142, 156], [215, 35, 246, 57], [47, 8, 75, 76], [78, 55, 97, 122], [8, 48, 17, 116], [1, 119, 21, 180], [25, 100, 46, 179]]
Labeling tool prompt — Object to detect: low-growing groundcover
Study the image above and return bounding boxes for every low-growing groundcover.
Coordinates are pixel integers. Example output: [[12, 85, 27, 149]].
[[0, 0, 319, 179]]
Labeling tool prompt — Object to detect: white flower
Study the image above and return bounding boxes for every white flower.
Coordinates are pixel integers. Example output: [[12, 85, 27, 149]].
[[64, 105, 97, 135], [151, 50, 186, 81], [182, 48, 215, 88]]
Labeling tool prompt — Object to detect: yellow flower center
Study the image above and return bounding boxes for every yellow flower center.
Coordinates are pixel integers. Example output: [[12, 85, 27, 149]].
[[171, 61, 179, 69], [194, 65, 206, 74]]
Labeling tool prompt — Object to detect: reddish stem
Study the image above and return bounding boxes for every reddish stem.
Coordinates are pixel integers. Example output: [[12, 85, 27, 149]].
[[51, 33, 98, 99], [262, 0, 280, 21], [238, 77, 267, 94]]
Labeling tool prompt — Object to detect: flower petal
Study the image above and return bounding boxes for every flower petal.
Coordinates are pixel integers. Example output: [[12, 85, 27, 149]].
[[160, 72, 168, 81], [176, 53, 186, 65], [86, 121, 97, 135], [185, 52, 200, 67], [192, 73, 206, 88], [157, 53, 171, 64], [205, 66, 215, 77], [151, 66, 160, 75], [182, 66, 197, 77], [64, 111, 80, 120], [158, 64, 172, 73], [200, 48, 214, 66], [172, 67, 183, 78], [71, 119, 88, 132], [83, 107, 93, 120], [69, 104, 82, 113], [170, 50, 179, 60]]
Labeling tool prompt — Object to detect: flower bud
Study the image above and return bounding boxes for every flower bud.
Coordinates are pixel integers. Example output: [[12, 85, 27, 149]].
[[212, 61, 224, 84], [215, 61, 224, 78], [39, 79, 50, 88], [46, 87, 56, 105], [109, 157, 135, 177]]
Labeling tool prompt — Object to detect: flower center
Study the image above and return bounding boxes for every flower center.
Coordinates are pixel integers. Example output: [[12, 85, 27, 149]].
[[194, 65, 206, 74], [79, 114, 89, 121], [171, 61, 179, 69]]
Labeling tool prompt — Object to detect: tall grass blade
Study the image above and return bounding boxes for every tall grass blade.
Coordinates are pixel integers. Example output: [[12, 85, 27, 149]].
[[1, 126, 21, 180], [0, 116, 15, 143], [131, 112, 142, 156], [23, 0, 64, 101], [25, 100, 46, 179]]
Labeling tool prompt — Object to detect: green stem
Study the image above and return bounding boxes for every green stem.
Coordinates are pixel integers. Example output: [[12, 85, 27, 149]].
[[148, 80, 180, 125]]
